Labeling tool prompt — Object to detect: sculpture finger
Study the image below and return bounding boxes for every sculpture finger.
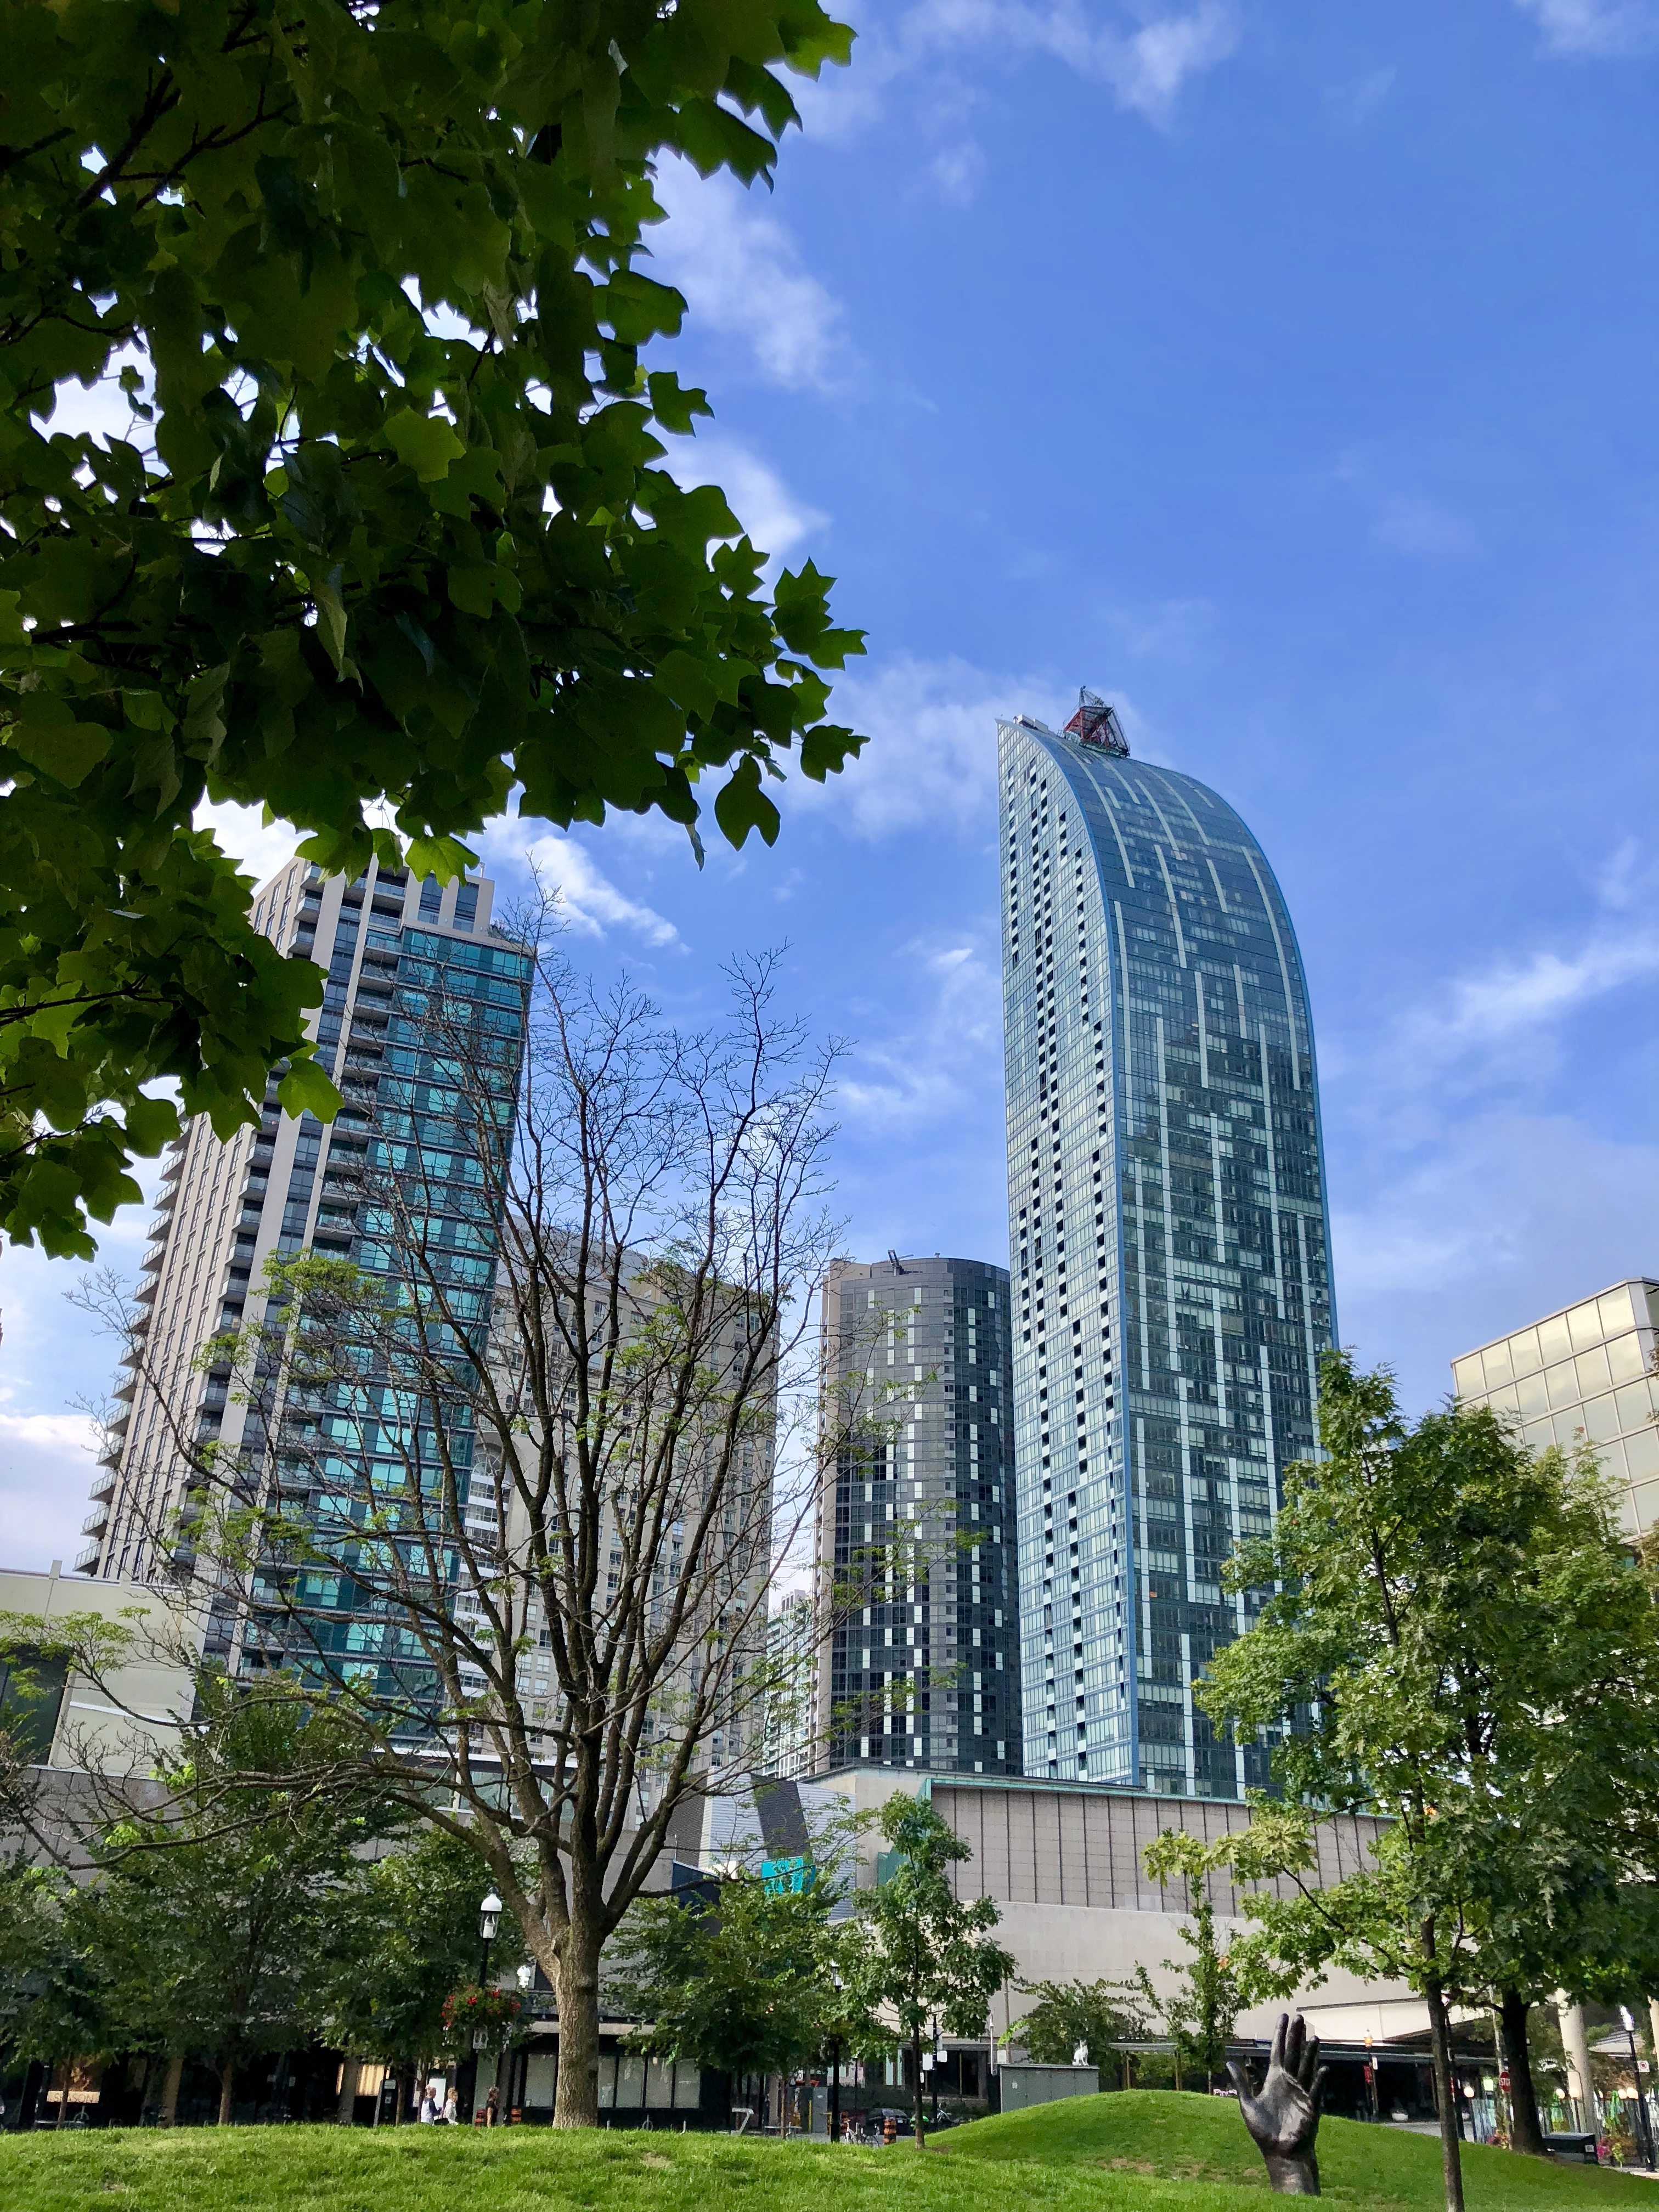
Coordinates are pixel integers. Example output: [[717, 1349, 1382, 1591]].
[[1308, 2064, 1329, 2118], [1225, 2058, 1254, 2103], [1271, 2013, 1289, 2072], [1297, 2035, 1322, 2093], [1284, 2014, 1305, 2075]]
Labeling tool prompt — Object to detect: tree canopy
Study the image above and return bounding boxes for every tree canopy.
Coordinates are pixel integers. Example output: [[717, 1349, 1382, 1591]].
[[1199, 1351, 1659, 2210], [0, 0, 863, 1257]]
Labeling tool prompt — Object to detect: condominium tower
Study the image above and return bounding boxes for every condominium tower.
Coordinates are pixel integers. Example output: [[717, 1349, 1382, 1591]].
[[88, 859, 528, 1619], [814, 1255, 1020, 1776], [1452, 1279, 1659, 1538], [1000, 693, 1334, 1796]]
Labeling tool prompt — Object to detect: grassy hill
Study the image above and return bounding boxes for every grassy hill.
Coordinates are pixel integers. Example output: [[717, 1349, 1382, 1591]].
[[940, 2090, 1653, 2206], [1, 2095, 1652, 2212]]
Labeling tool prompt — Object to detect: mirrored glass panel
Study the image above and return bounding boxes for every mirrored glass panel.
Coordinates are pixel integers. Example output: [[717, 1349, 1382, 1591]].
[[1568, 1302, 1604, 1352]]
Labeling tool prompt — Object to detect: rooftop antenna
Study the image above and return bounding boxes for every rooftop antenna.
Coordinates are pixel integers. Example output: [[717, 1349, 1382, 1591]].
[[1064, 686, 1129, 757]]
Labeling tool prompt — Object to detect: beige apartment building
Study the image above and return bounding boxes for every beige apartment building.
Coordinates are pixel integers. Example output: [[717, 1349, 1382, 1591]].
[[1451, 1278, 1659, 1538]]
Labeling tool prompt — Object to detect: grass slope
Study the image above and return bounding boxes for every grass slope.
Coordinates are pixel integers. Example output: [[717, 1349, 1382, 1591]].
[[941, 2091, 1654, 2207], [0, 2097, 1651, 2212]]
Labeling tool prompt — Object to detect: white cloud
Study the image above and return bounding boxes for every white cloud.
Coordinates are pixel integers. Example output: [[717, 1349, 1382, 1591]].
[[0, 1409, 101, 1575], [1337, 453, 1478, 561], [664, 433, 828, 570], [194, 798, 303, 892], [1512, 0, 1659, 56], [1400, 927, 1659, 1070], [839, 937, 1003, 1130], [480, 821, 680, 948], [1331, 1113, 1659, 1420], [784, 654, 1058, 838], [650, 158, 847, 391], [898, 0, 1239, 123], [1323, 64, 1398, 129]]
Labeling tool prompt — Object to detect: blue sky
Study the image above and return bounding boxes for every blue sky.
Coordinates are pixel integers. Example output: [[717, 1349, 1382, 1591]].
[[4, 0, 1658, 1569]]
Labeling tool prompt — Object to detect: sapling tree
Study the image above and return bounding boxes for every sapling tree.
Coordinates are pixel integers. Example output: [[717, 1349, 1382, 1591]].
[[856, 1795, 1014, 2149]]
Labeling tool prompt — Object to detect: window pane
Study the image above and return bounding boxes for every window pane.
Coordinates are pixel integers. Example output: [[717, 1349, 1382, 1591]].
[[1522, 1419, 1554, 1452], [1584, 1393, 1620, 1443], [596, 2055, 617, 2109], [1614, 1381, 1654, 1435], [1508, 1327, 1542, 1376], [1452, 1357, 1485, 1399], [1626, 1428, 1659, 1482], [1547, 1362, 1581, 1410], [1599, 1288, 1637, 1337], [1482, 1341, 1514, 1387], [1598, 1438, 1629, 1482], [1552, 1409, 1585, 1449], [1631, 1481, 1659, 1534], [1538, 1314, 1573, 1364], [1607, 1333, 1646, 1385], [617, 2056, 646, 2109], [1516, 1370, 1550, 1420], [1568, 1302, 1604, 1352], [1575, 1346, 1612, 1398], [645, 2059, 674, 2110], [673, 2066, 702, 2111], [523, 2052, 557, 2108]]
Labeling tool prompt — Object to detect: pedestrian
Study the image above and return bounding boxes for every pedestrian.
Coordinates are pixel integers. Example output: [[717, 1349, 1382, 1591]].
[[443, 2089, 458, 2125], [419, 2086, 437, 2125], [484, 2085, 500, 2128]]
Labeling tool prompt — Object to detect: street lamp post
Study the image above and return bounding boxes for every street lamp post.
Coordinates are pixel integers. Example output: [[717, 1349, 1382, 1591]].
[[1621, 2008, 1655, 2169], [478, 1889, 503, 1987]]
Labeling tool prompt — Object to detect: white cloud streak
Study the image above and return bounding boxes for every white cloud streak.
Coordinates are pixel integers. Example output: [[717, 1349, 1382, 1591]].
[[1511, 0, 1659, 55], [663, 432, 828, 571], [480, 821, 681, 948], [650, 159, 847, 392]]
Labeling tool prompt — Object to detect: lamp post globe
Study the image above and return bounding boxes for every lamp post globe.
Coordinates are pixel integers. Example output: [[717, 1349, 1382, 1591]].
[[478, 1890, 503, 1986]]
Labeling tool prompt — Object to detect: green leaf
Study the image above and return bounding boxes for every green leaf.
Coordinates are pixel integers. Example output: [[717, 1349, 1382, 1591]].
[[5, 700, 113, 789], [276, 1052, 343, 1124], [382, 409, 467, 483]]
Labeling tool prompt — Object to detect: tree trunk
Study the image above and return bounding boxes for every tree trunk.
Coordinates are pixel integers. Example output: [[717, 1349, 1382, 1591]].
[[912, 2026, 925, 2148], [551, 1929, 605, 2128], [160, 2052, 184, 2127], [337, 2055, 362, 2126], [1424, 1975, 1465, 2212], [217, 2060, 235, 2127], [1498, 1991, 1547, 2156]]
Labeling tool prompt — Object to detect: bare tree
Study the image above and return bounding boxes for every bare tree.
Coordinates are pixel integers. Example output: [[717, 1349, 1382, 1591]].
[[84, 912, 890, 2125]]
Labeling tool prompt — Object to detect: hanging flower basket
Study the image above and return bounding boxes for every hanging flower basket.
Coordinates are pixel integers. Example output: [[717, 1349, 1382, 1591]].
[[442, 1984, 524, 2042]]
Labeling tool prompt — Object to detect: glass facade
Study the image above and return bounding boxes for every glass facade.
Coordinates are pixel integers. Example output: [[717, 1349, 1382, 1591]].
[[816, 1256, 1020, 1775], [91, 859, 528, 1696], [1000, 705, 1335, 1796], [1451, 1279, 1659, 1538]]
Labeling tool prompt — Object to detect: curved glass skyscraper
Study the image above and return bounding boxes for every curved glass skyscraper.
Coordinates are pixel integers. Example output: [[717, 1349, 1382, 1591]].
[[1000, 696, 1334, 1797]]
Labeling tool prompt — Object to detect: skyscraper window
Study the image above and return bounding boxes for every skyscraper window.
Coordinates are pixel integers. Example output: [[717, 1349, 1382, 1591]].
[[1000, 695, 1334, 1798]]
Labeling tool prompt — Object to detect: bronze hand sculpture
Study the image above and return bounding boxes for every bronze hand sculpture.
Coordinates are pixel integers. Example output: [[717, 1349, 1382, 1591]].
[[1227, 2012, 1328, 2195]]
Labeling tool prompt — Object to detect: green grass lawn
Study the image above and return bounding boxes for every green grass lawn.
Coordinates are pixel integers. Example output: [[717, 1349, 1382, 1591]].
[[1, 2092, 1651, 2212]]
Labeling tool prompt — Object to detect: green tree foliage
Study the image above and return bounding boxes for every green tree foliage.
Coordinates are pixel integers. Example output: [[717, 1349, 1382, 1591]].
[[0, 0, 864, 1257], [315, 1825, 527, 2085], [1004, 1977, 1144, 2073], [80, 1678, 403, 2124], [1198, 1351, 1659, 2212], [856, 1796, 1014, 2149], [0, 1855, 102, 2112], [607, 1863, 887, 2091], [1137, 1831, 1243, 2094]]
